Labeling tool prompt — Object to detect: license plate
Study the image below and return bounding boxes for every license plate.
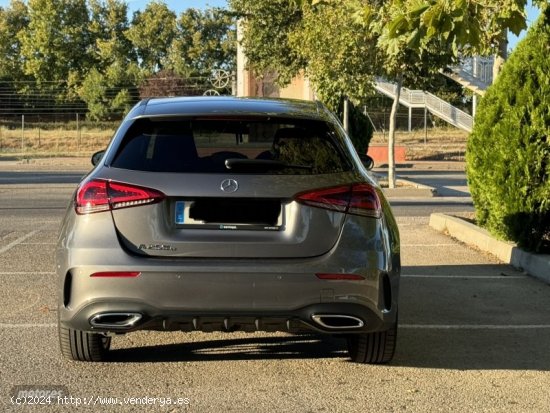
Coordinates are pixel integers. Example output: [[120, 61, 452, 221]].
[[173, 199, 284, 231], [175, 201, 185, 224]]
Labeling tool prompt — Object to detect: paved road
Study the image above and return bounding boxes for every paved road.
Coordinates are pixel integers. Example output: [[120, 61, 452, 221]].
[[397, 169, 469, 197], [372, 162, 475, 217], [0, 169, 549, 412], [0, 171, 86, 185]]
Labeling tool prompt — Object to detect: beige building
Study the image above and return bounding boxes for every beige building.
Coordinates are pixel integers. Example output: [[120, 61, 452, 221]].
[[236, 23, 315, 101]]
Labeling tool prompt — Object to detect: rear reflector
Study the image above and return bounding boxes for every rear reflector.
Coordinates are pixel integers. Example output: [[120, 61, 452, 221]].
[[76, 179, 165, 215], [316, 273, 365, 281], [90, 272, 141, 278], [296, 183, 381, 218]]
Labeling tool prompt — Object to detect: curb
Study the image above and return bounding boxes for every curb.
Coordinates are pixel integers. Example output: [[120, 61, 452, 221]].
[[382, 186, 436, 198], [429, 213, 550, 285], [372, 173, 438, 198]]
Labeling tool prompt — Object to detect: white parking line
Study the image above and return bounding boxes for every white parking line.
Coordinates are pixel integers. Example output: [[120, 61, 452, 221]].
[[0, 323, 56, 328], [0, 230, 40, 254], [402, 274, 527, 279], [401, 244, 457, 247], [21, 242, 56, 245], [0, 272, 55, 275], [400, 324, 550, 330]]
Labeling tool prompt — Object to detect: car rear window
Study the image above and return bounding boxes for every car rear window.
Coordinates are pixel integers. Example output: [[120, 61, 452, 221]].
[[110, 117, 351, 174]]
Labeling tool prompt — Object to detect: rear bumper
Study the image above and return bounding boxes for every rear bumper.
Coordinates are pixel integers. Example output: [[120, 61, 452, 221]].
[[62, 301, 392, 335], [59, 267, 398, 334]]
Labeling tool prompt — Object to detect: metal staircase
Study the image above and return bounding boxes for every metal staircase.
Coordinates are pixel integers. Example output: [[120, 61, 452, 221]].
[[374, 80, 474, 132], [373, 56, 495, 132], [443, 56, 493, 96]]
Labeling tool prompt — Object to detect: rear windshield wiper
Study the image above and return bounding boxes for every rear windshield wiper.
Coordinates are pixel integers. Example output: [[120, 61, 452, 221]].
[[225, 158, 313, 171]]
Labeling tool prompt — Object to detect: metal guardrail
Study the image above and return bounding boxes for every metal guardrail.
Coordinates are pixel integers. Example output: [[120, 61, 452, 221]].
[[374, 80, 473, 132], [375, 82, 424, 107], [425, 93, 473, 131]]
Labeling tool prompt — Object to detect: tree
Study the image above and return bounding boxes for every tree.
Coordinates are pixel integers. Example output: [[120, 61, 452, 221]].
[[466, 5, 549, 253], [230, 0, 378, 153], [231, 0, 542, 187], [385, 0, 549, 249], [125, 2, 177, 74], [353, 0, 543, 186], [230, 0, 306, 87], [361, 1, 457, 187], [79, 0, 138, 120], [88, 0, 136, 73], [166, 8, 236, 78], [18, 0, 91, 99], [231, 0, 456, 185], [290, 1, 380, 109], [0, 0, 28, 81], [384, 1, 547, 79]]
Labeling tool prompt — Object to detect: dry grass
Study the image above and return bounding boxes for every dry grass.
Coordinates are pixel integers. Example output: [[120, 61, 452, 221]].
[[371, 127, 469, 161], [0, 126, 113, 158]]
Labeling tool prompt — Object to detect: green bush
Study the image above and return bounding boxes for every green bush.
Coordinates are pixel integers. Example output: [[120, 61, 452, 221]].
[[466, 7, 550, 253], [336, 98, 374, 154]]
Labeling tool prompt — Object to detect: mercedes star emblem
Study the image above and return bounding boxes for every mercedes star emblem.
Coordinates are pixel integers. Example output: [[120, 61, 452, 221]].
[[220, 179, 239, 193]]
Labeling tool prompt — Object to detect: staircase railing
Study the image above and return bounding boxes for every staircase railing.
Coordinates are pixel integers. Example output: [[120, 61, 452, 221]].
[[425, 93, 473, 131], [374, 80, 473, 132], [458, 56, 493, 85]]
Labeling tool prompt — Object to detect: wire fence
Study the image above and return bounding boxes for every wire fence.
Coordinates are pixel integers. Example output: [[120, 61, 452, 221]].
[[0, 87, 468, 156], [0, 114, 116, 155]]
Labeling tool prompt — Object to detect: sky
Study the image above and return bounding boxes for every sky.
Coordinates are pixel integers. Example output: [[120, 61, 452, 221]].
[[508, 3, 541, 50], [0, 0, 540, 50]]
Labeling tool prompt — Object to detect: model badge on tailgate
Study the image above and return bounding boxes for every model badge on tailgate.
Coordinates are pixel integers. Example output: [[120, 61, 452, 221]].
[[139, 244, 177, 251]]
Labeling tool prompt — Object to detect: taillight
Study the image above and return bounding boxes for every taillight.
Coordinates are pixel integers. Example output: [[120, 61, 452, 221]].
[[296, 183, 381, 218], [76, 179, 165, 215], [76, 179, 110, 214], [347, 183, 382, 218]]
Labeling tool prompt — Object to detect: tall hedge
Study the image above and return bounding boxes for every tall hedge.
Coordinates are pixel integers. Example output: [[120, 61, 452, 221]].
[[466, 6, 550, 253]]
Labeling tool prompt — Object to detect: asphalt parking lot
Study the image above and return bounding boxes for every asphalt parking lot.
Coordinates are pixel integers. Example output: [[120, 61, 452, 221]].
[[0, 163, 549, 412]]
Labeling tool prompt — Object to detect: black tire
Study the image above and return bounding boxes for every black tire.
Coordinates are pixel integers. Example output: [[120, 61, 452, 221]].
[[347, 323, 397, 364], [59, 324, 111, 362]]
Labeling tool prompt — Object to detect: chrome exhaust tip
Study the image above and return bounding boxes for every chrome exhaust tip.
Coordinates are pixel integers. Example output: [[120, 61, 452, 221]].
[[311, 314, 364, 329], [90, 312, 142, 329]]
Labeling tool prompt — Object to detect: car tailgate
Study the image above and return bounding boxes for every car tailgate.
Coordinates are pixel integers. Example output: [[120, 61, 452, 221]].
[[102, 169, 354, 259]]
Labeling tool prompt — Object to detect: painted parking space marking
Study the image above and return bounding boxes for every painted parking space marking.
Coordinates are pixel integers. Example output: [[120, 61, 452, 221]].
[[0, 272, 55, 275], [401, 244, 458, 247], [400, 324, 550, 330], [20, 242, 56, 246], [402, 274, 527, 279], [0, 230, 40, 254], [0, 323, 56, 328]]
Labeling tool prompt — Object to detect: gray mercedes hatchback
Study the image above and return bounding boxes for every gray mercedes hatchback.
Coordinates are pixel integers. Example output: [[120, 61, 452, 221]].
[[56, 96, 400, 363]]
